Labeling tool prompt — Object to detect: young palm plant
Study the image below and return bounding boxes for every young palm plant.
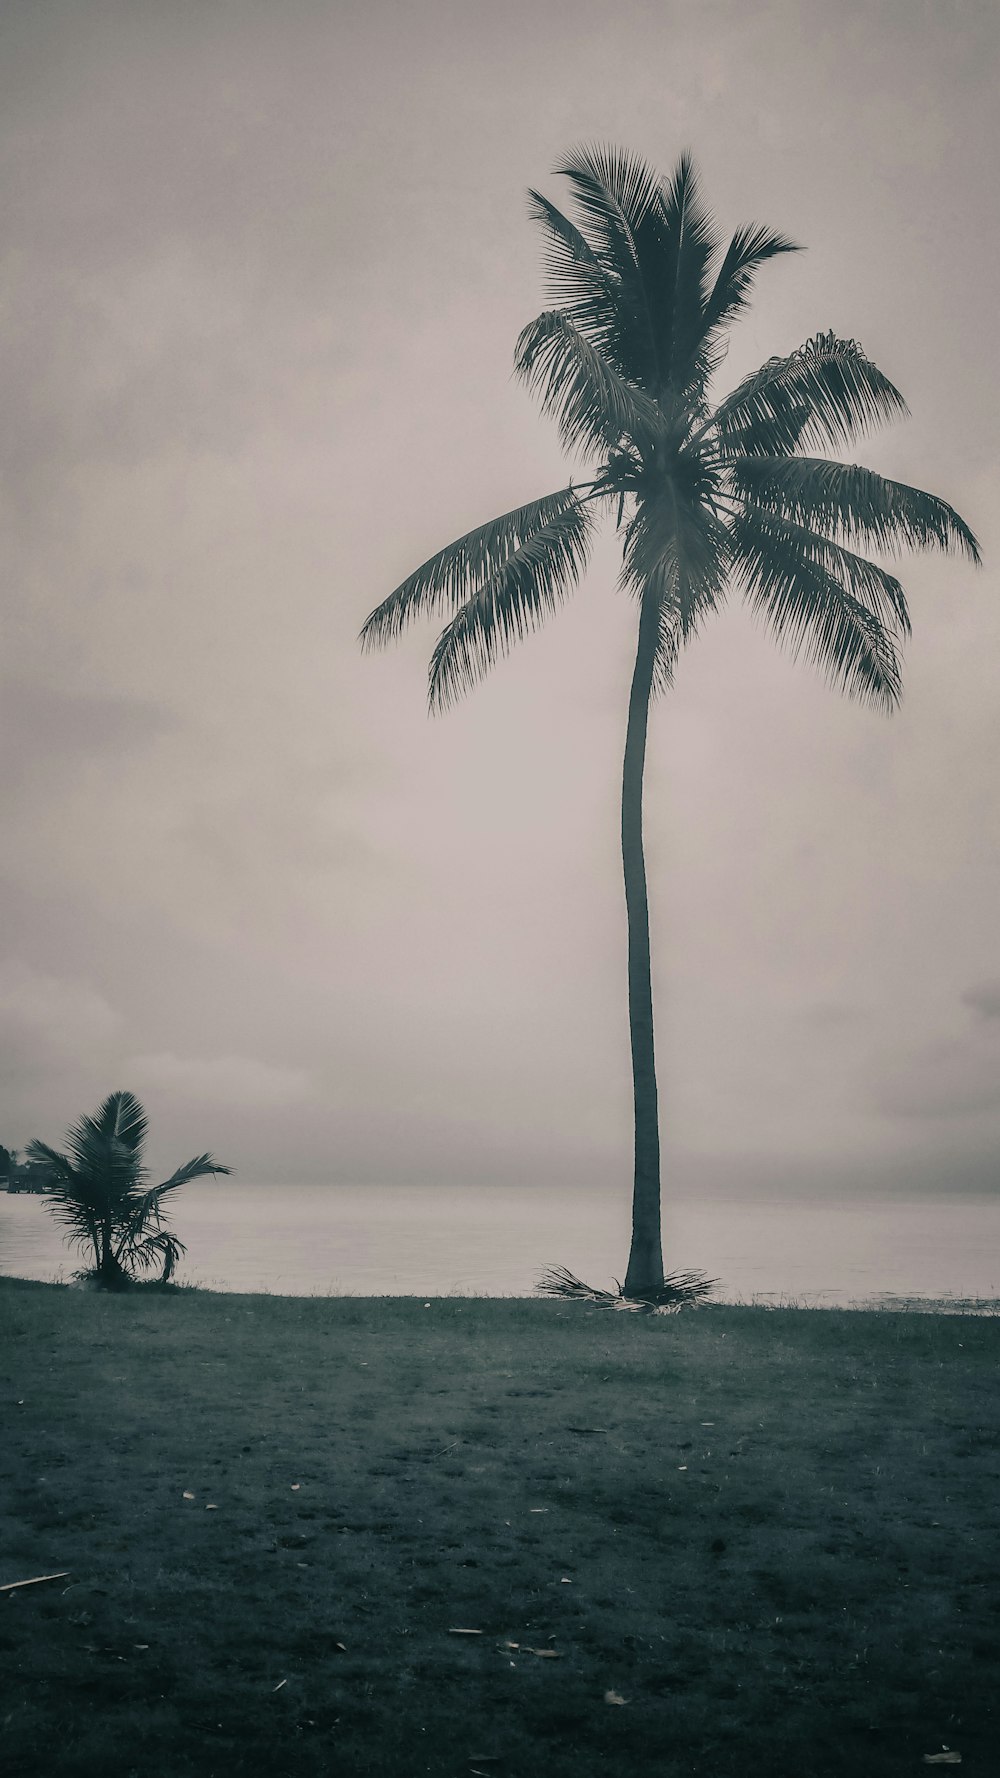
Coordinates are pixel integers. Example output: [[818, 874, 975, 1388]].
[[27, 1090, 231, 1290], [361, 146, 979, 1300]]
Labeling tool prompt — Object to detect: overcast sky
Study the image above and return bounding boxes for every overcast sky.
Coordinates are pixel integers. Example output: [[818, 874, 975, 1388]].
[[1, 0, 997, 1199]]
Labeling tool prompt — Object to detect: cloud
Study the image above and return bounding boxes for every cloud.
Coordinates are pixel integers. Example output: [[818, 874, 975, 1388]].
[[0, 959, 119, 1059], [130, 1051, 310, 1109], [875, 1032, 1000, 1122], [962, 981, 1000, 1021], [0, 682, 173, 799], [798, 999, 867, 1030]]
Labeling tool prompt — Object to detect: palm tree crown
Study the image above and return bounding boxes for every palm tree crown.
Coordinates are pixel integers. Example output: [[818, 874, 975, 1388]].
[[363, 147, 977, 707], [361, 146, 979, 1296]]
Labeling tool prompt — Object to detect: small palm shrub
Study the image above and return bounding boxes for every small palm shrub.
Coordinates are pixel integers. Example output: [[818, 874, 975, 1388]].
[[27, 1090, 231, 1290]]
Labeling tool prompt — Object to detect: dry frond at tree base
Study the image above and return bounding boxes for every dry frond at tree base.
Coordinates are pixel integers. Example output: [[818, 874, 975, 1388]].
[[536, 1264, 717, 1311]]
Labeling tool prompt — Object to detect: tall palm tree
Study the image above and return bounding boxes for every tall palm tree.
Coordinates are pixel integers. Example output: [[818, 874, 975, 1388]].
[[361, 147, 979, 1299], [27, 1090, 231, 1289]]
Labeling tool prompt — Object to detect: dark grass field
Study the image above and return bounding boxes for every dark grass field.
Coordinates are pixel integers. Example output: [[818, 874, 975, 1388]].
[[1, 1278, 998, 1776]]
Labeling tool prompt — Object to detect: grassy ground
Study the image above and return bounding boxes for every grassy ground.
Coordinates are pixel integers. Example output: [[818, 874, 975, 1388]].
[[1, 1279, 998, 1777]]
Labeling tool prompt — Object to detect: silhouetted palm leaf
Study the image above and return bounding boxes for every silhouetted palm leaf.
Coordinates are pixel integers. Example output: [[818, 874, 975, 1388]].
[[428, 499, 595, 709], [731, 510, 904, 710], [515, 310, 662, 457], [360, 489, 586, 650], [715, 333, 909, 455], [702, 223, 801, 341], [729, 456, 980, 563]]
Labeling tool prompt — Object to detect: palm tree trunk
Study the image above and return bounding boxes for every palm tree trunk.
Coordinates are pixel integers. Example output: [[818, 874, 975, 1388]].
[[99, 1220, 116, 1287], [622, 591, 665, 1298], [98, 1214, 126, 1289]]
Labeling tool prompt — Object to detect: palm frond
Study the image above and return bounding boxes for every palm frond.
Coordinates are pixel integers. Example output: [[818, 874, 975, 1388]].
[[555, 142, 666, 264], [427, 500, 594, 709], [360, 488, 585, 649], [113, 1155, 230, 1264], [733, 508, 911, 636], [731, 511, 905, 710], [554, 144, 674, 389], [85, 1089, 147, 1153], [30, 1137, 105, 1271], [651, 603, 682, 694], [126, 1228, 187, 1283], [526, 189, 621, 350], [652, 152, 719, 393], [515, 309, 662, 458], [536, 1263, 718, 1310], [155, 1153, 233, 1192], [41, 1188, 102, 1265], [58, 1089, 147, 1211], [729, 456, 981, 564], [23, 1139, 74, 1183], [715, 333, 908, 455], [713, 388, 814, 459], [702, 223, 800, 342]]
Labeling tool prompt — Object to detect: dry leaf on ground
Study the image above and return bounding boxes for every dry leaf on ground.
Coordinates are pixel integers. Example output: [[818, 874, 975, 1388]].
[[500, 1640, 559, 1657]]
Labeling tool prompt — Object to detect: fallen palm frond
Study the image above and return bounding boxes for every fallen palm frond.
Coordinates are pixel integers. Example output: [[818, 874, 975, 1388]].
[[536, 1264, 718, 1312]]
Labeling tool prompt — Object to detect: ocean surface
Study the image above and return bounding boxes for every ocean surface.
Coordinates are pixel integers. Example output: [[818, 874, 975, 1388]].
[[2, 1181, 999, 1307]]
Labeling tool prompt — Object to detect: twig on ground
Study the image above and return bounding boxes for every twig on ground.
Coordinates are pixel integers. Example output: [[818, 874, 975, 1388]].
[[0, 1572, 71, 1593]]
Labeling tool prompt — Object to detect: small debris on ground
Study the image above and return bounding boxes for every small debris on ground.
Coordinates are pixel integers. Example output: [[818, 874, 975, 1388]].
[[0, 1573, 71, 1593]]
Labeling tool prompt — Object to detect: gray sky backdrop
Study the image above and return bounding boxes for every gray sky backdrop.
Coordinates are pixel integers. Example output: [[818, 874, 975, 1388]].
[[1, 0, 997, 1197]]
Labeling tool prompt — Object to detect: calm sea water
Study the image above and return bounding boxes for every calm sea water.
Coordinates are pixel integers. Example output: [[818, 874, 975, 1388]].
[[2, 1181, 998, 1307]]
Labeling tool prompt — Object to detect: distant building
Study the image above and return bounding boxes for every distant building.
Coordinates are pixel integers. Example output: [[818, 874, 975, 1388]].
[[6, 1158, 60, 1194]]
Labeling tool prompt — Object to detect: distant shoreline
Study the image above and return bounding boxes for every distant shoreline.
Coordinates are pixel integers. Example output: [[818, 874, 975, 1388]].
[[2, 1275, 998, 1316]]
